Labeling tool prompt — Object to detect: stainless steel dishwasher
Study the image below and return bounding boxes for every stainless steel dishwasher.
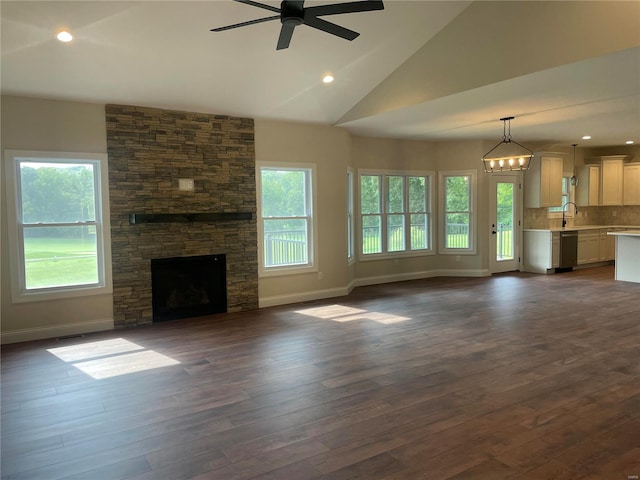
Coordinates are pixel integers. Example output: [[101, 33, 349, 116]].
[[558, 230, 578, 271]]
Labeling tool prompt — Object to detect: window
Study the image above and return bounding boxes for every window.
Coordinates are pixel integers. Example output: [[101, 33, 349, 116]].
[[347, 169, 354, 263], [439, 171, 476, 254], [359, 171, 432, 258], [548, 177, 574, 218], [5, 150, 112, 302], [258, 163, 316, 275]]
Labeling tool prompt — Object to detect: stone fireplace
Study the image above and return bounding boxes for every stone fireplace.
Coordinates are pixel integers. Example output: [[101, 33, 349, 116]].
[[106, 104, 258, 328]]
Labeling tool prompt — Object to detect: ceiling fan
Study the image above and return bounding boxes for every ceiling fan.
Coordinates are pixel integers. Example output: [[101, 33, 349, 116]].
[[211, 0, 385, 50]]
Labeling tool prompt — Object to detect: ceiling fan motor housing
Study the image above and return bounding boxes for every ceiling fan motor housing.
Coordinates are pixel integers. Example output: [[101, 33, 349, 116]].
[[281, 1, 304, 25]]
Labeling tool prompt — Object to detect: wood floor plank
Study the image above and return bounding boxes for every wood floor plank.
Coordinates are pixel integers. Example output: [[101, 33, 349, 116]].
[[1, 266, 638, 479]]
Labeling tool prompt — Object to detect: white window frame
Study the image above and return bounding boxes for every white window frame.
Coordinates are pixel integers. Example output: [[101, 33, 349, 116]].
[[4, 150, 113, 303], [548, 176, 575, 218], [257, 162, 318, 277], [439, 170, 477, 255], [347, 168, 355, 264], [358, 169, 434, 261]]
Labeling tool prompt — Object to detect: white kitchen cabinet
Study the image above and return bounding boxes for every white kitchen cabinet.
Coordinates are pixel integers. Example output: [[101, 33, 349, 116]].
[[576, 165, 600, 206], [599, 229, 615, 261], [524, 153, 564, 208], [623, 164, 640, 205], [600, 157, 624, 206], [578, 231, 600, 265], [523, 230, 554, 273]]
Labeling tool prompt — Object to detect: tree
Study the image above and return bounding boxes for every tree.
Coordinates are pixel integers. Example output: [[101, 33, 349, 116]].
[[20, 163, 95, 236]]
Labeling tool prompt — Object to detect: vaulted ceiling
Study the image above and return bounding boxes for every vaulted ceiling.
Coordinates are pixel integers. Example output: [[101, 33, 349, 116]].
[[2, 1, 639, 147]]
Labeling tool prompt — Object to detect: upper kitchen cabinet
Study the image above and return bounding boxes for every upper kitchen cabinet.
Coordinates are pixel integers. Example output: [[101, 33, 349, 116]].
[[580, 155, 630, 206], [623, 163, 640, 205], [600, 156, 625, 206], [524, 153, 564, 208], [576, 164, 600, 206]]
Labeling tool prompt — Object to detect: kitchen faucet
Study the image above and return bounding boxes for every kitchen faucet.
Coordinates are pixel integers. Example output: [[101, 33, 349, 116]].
[[562, 202, 578, 228]]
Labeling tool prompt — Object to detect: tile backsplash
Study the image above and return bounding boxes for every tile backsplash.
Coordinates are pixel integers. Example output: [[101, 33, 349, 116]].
[[524, 205, 640, 229]]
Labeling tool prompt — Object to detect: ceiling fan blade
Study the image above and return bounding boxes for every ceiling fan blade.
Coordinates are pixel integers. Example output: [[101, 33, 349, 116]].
[[210, 15, 279, 32], [277, 22, 296, 50], [234, 0, 281, 14], [303, 16, 359, 41], [304, 0, 384, 17]]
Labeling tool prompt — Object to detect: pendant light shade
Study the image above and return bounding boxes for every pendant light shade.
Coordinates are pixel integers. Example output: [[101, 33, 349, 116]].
[[482, 117, 534, 173]]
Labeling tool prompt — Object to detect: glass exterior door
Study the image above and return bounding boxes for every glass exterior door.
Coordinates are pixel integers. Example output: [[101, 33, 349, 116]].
[[490, 175, 520, 273]]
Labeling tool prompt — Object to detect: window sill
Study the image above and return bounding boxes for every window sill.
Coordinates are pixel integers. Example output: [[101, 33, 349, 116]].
[[259, 264, 318, 278], [359, 250, 434, 262], [11, 284, 113, 304], [438, 249, 477, 255]]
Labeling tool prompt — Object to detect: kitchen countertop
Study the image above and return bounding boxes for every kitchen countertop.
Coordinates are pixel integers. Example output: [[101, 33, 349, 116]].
[[607, 230, 640, 237], [524, 225, 640, 232]]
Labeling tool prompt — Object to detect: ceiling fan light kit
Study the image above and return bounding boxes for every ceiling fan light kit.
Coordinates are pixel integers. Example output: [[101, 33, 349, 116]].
[[211, 0, 384, 50], [482, 116, 534, 173]]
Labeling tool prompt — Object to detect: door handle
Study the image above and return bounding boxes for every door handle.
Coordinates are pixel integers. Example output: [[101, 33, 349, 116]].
[[492, 230, 497, 235]]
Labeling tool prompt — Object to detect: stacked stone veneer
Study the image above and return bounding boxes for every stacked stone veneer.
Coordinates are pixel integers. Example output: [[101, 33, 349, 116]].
[[106, 104, 258, 328]]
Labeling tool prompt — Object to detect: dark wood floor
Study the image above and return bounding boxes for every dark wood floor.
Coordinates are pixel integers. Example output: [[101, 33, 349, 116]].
[[2, 266, 639, 480]]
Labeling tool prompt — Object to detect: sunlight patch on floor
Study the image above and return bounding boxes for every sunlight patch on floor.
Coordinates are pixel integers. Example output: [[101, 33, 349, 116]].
[[295, 304, 410, 325], [48, 338, 180, 379], [48, 338, 144, 362]]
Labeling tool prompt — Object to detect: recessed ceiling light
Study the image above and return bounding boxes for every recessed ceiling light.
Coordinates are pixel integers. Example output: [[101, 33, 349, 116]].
[[322, 74, 334, 84], [56, 31, 73, 42], [626, 140, 634, 144], [582, 135, 591, 140]]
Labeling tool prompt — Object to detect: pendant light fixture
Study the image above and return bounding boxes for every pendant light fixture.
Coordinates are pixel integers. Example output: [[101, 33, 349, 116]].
[[570, 144, 578, 186], [482, 116, 534, 173]]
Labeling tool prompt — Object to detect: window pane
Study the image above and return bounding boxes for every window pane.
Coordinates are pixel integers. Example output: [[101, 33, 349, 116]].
[[410, 214, 428, 250], [20, 162, 96, 223], [445, 213, 470, 249], [263, 218, 308, 267], [387, 176, 404, 213], [409, 177, 426, 213], [387, 214, 405, 252], [549, 178, 570, 212], [361, 175, 380, 214], [496, 182, 514, 260], [362, 215, 381, 254], [23, 226, 98, 289], [445, 176, 469, 212], [261, 170, 306, 217]]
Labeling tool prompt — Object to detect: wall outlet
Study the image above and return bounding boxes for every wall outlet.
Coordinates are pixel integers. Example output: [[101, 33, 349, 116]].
[[318, 271, 323, 280], [456, 255, 461, 262], [612, 211, 617, 217], [178, 178, 194, 191]]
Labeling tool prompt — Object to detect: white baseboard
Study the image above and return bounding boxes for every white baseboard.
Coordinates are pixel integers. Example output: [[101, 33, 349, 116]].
[[352, 269, 440, 288], [1, 318, 114, 345], [260, 269, 490, 308], [259, 286, 350, 308], [434, 268, 491, 278]]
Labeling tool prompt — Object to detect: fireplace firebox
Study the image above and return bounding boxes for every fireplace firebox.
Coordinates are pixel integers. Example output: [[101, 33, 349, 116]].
[[151, 254, 227, 322]]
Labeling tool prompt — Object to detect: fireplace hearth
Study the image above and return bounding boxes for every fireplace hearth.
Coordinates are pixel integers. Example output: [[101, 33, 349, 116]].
[[151, 254, 227, 322]]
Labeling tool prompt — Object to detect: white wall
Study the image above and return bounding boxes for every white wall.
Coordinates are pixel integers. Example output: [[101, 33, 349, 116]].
[[1, 96, 114, 343]]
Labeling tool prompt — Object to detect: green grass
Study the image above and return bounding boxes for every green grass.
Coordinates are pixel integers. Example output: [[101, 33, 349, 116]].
[[24, 237, 98, 288]]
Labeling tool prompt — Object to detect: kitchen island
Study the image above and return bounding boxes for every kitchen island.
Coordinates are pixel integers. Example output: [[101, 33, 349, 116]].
[[607, 230, 640, 283]]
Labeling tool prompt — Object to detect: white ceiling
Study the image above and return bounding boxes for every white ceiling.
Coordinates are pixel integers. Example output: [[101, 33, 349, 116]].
[[1, 1, 639, 148]]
